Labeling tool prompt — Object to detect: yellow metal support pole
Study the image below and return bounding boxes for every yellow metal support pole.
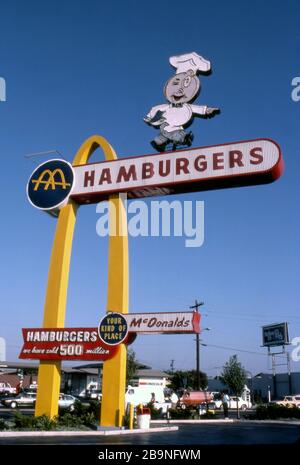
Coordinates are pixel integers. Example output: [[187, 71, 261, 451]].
[[129, 403, 134, 430], [35, 135, 128, 424], [100, 194, 128, 427], [35, 201, 77, 417]]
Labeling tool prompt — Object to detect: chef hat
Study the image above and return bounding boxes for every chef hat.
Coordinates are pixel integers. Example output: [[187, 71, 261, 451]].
[[169, 52, 211, 75]]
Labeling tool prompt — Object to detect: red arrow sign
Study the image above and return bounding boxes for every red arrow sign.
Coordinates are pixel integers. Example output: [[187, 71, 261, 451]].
[[19, 328, 119, 361], [124, 311, 200, 334]]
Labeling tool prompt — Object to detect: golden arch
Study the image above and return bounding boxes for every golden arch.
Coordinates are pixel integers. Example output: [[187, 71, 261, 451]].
[[32, 168, 71, 191], [35, 135, 128, 427]]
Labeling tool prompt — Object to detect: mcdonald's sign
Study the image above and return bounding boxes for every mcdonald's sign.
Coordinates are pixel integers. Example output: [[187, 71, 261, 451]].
[[27, 159, 74, 215], [24, 134, 284, 426]]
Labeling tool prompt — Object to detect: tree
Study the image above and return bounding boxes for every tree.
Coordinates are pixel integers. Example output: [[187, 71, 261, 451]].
[[168, 370, 208, 391], [126, 349, 139, 386], [220, 355, 247, 418]]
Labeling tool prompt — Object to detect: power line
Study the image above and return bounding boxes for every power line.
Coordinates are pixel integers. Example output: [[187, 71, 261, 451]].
[[143, 304, 300, 323], [24, 149, 67, 165], [24, 149, 65, 159], [202, 342, 287, 358], [207, 312, 300, 323]]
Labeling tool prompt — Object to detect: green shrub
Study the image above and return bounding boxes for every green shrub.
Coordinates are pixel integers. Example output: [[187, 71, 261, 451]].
[[58, 408, 97, 428], [57, 412, 82, 428], [80, 412, 96, 427], [168, 407, 194, 419], [123, 413, 137, 429], [72, 400, 88, 416], [13, 413, 56, 430], [13, 412, 36, 429], [254, 404, 300, 420], [86, 400, 101, 421], [33, 415, 56, 430], [9, 404, 99, 431], [201, 411, 215, 419], [0, 418, 8, 430], [146, 402, 162, 419]]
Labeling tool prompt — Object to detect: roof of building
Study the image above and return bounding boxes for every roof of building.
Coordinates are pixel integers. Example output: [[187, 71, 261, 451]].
[[0, 373, 37, 388], [0, 361, 38, 370], [72, 361, 151, 370], [0, 361, 99, 374], [136, 369, 169, 378]]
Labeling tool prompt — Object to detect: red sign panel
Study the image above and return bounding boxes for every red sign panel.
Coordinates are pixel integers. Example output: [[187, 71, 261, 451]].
[[124, 311, 200, 334], [19, 328, 119, 361]]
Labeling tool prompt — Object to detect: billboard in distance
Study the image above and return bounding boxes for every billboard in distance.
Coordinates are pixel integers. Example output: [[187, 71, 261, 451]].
[[262, 322, 289, 347]]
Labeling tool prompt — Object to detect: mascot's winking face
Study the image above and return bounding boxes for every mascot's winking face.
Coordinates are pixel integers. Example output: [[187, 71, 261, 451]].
[[164, 71, 200, 105]]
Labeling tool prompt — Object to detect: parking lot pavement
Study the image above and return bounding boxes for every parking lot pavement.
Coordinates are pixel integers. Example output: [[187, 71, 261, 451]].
[[0, 407, 34, 420], [0, 422, 300, 445]]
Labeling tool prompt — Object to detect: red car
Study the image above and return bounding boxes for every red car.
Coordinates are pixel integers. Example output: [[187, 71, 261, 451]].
[[179, 390, 213, 408]]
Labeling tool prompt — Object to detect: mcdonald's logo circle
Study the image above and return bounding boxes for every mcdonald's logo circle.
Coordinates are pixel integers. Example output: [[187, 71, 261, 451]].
[[27, 159, 74, 213]]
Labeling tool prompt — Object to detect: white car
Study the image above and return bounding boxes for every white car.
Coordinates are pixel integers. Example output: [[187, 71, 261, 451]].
[[229, 396, 252, 410], [1, 392, 36, 408], [86, 389, 102, 401], [273, 395, 300, 408], [58, 394, 77, 411], [212, 392, 223, 409], [0, 382, 16, 396]]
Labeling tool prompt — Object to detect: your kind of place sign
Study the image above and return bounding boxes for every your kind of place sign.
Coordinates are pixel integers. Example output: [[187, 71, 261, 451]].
[[20, 312, 200, 360], [27, 139, 283, 214]]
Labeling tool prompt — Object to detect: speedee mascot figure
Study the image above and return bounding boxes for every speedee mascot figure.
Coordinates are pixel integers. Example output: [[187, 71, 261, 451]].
[[144, 52, 220, 152]]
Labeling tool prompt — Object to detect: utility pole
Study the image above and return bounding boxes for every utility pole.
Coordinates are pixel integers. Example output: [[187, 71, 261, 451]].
[[287, 352, 292, 395], [170, 359, 175, 374], [190, 300, 204, 390]]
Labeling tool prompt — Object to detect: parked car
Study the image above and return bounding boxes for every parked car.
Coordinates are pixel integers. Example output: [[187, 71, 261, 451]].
[[212, 392, 223, 409], [58, 394, 78, 411], [229, 396, 252, 410], [23, 383, 38, 394], [85, 389, 102, 401], [179, 390, 213, 409], [0, 382, 16, 396], [273, 395, 300, 408], [1, 392, 36, 408]]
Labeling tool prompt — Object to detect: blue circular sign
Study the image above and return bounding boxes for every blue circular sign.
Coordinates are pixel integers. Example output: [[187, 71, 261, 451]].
[[98, 313, 128, 346], [27, 159, 74, 212]]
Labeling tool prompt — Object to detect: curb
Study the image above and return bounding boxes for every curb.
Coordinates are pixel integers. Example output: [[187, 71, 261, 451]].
[[151, 419, 235, 424], [0, 426, 178, 438], [151, 419, 300, 426]]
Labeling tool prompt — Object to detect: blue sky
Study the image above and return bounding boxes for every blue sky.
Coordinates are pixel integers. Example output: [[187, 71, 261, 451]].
[[0, 0, 299, 377]]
